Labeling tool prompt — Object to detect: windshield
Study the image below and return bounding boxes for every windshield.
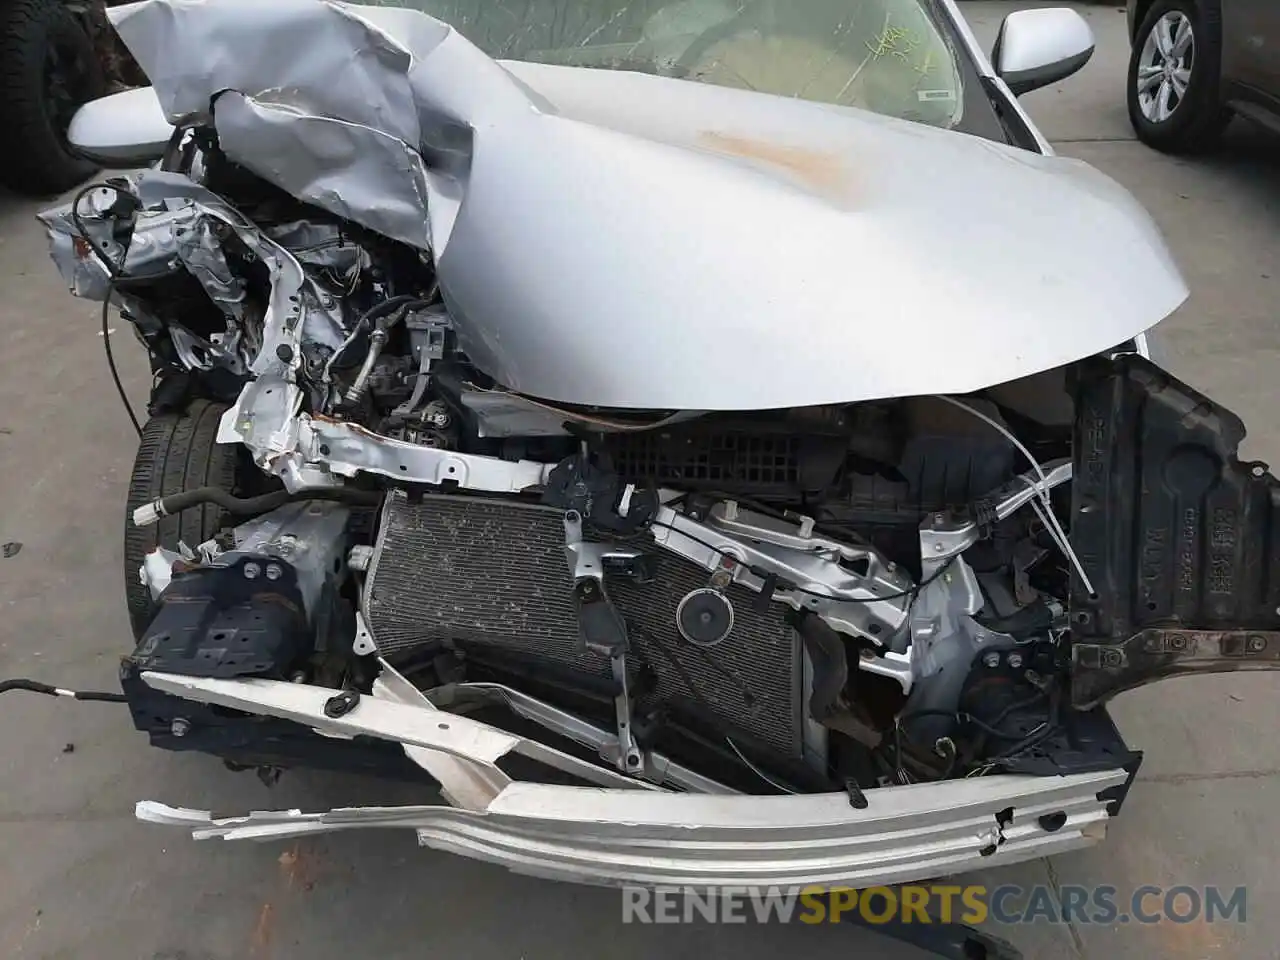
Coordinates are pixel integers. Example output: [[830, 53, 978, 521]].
[[363, 0, 967, 129]]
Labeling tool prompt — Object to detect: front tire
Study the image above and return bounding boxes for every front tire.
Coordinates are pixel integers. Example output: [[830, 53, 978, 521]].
[[123, 401, 238, 639], [1127, 0, 1230, 153], [0, 0, 104, 195]]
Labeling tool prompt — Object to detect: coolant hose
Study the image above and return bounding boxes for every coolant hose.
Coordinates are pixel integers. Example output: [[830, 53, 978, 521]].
[[131, 486, 382, 528]]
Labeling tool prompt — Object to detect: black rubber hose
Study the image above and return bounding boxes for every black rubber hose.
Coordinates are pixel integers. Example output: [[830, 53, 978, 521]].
[[136, 485, 382, 526], [0, 679, 126, 703], [990, 685, 1062, 762], [362, 294, 422, 325]]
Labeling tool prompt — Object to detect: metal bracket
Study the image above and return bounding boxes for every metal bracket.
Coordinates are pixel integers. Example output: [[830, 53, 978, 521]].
[[562, 510, 646, 775], [563, 509, 644, 658], [649, 504, 912, 646], [352, 610, 376, 656], [608, 654, 643, 775], [392, 306, 450, 419], [426, 682, 733, 793], [919, 459, 1073, 566], [562, 509, 649, 588]]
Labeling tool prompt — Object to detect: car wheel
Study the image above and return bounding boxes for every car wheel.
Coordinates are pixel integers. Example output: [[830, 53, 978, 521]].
[[1127, 0, 1230, 153], [124, 400, 239, 639], [0, 0, 105, 196]]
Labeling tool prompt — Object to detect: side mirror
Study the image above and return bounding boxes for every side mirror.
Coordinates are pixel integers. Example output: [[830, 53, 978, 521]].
[[68, 87, 173, 167], [992, 8, 1095, 96]]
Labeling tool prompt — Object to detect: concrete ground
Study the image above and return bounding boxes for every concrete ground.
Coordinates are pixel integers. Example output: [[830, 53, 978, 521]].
[[1, 2, 1277, 957]]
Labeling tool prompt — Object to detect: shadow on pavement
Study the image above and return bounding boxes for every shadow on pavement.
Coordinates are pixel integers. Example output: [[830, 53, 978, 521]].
[[0, 185, 22, 217], [1200, 121, 1280, 195]]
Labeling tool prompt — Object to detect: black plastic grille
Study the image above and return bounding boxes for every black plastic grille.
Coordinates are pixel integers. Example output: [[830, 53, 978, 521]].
[[607, 431, 802, 492]]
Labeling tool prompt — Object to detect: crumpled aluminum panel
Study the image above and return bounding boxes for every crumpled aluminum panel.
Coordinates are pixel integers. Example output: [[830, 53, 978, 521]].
[[107, 0, 1187, 411], [365, 491, 802, 757]]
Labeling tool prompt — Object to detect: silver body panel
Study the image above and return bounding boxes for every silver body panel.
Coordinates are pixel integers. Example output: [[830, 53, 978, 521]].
[[108, 0, 1188, 411]]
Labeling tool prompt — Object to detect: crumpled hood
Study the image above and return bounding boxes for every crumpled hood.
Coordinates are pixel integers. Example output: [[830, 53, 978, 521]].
[[109, 0, 1187, 410]]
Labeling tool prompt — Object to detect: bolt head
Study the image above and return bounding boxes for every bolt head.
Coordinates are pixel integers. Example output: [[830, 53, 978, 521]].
[[1007, 652, 1024, 670], [265, 563, 283, 581], [170, 718, 191, 738], [982, 651, 1001, 669], [243, 563, 261, 579]]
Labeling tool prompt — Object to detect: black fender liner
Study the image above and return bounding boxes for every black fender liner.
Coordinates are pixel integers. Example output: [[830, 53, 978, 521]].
[[1069, 355, 1280, 707]]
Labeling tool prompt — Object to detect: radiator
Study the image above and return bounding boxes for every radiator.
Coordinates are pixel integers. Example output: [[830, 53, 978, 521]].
[[364, 491, 803, 757]]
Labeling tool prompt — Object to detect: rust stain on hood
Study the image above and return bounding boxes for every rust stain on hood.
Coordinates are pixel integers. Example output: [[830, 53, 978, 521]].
[[697, 129, 856, 205]]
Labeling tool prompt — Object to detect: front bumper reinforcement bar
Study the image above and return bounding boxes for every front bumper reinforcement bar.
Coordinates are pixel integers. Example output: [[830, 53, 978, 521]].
[[138, 671, 1127, 890]]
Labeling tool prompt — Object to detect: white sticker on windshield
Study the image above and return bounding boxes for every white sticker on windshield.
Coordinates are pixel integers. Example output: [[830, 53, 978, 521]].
[[917, 90, 957, 102]]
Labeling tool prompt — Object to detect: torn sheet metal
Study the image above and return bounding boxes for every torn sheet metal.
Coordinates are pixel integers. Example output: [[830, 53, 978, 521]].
[[140, 546, 184, 600], [264, 220, 370, 278], [371, 660, 512, 810], [106, 0, 1187, 411], [39, 171, 347, 376], [212, 92, 434, 250], [136, 800, 454, 841], [170, 217, 246, 319]]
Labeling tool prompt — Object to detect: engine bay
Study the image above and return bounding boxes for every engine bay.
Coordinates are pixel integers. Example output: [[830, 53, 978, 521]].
[[38, 118, 1280, 804]]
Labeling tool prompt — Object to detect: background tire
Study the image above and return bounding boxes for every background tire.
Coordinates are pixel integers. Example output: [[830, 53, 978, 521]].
[[1127, 0, 1230, 153], [123, 400, 237, 639], [0, 0, 104, 195]]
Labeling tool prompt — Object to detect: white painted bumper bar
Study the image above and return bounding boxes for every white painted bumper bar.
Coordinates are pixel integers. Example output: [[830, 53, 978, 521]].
[[138, 672, 1127, 889]]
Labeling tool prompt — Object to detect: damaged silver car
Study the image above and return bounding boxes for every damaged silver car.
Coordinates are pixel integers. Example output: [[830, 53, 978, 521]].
[[26, 0, 1280, 891]]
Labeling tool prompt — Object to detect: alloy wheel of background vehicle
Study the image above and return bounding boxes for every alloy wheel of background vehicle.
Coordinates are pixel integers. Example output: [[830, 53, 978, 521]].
[[123, 400, 238, 640], [0, 0, 104, 195], [1127, 0, 1229, 153]]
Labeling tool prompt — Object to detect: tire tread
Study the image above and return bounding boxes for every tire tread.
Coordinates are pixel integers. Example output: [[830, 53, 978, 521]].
[[123, 400, 237, 637], [0, 0, 102, 194]]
